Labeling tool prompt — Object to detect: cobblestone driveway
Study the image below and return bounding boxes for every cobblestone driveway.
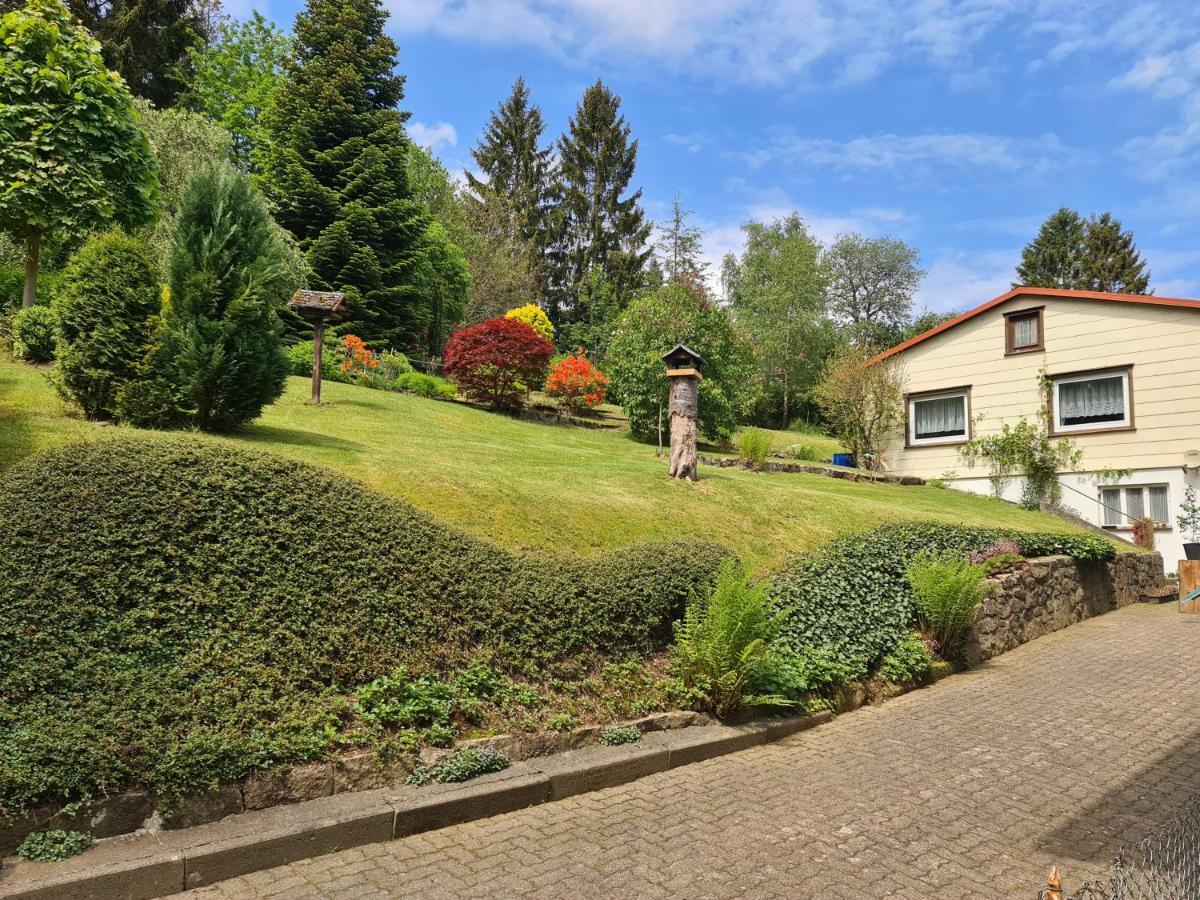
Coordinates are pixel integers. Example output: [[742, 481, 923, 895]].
[[188, 605, 1200, 899]]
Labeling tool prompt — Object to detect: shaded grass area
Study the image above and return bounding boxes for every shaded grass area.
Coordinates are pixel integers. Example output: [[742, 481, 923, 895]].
[[0, 353, 1094, 571]]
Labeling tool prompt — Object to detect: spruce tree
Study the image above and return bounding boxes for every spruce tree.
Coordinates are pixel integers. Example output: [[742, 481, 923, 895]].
[[466, 77, 556, 293], [1081, 212, 1150, 294], [261, 0, 428, 348], [657, 195, 709, 288], [1015, 207, 1085, 289], [158, 167, 290, 432], [554, 80, 652, 320]]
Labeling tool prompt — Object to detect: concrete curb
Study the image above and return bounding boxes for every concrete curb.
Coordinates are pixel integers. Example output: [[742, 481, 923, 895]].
[[0, 711, 832, 899]]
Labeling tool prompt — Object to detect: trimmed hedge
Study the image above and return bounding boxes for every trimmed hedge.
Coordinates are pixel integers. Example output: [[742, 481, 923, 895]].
[[771, 523, 1116, 670], [0, 437, 727, 813]]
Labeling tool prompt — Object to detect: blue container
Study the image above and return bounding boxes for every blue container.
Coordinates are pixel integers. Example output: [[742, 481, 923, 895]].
[[832, 453, 855, 468]]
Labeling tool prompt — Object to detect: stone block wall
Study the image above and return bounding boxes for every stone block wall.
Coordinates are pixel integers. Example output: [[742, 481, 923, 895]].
[[967, 551, 1164, 662]]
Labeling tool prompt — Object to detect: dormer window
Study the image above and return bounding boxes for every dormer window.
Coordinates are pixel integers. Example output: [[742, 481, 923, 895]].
[[1005, 307, 1043, 355]]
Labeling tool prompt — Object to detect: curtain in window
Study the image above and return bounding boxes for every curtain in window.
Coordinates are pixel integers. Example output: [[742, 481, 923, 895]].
[[1059, 375, 1124, 424], [1126, 487, 1145, 520], [914, 396, 965, 439], [1012, 315, 1038, 347], [1149, 486, 1169, 524], [1101, 488, 1122, 527]]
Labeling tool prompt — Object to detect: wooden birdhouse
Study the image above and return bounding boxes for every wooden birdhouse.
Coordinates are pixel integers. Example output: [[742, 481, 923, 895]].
[[288, 290, 348, 405], [661, 344, 703, 481], [661, 343, 704, 378]]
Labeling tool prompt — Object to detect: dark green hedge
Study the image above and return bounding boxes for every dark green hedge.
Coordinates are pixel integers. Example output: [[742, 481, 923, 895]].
[[0, 437, 727, 812], [770, 523, 1116, 670]]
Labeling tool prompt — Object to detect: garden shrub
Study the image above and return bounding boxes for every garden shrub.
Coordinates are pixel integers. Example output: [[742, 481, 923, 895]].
[[770, 523, 1116, 674], [394, 371, 456, 400], [0, 437, 727, 814], [907, 551, 994, 658], [504, 303, 554, 341], [751, 644, 866, 702], [783, 443, 822, 462], [11, 305, 56, 362], [443, 317, 554, 410], [599, 725, 642, 746], [736, 428, 772, 469], [51, 230, 159, 419], [406, 747, 509, 787], [285, 339, 351, 383], [672, 561, 790, 717], [17, 829, 93, 862], [544, 350, 609, 414], [377, 349, 413, 380], [878, 635, 934, 684]]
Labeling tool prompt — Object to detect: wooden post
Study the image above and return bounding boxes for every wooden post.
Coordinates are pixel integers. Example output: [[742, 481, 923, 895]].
[[311, 322, 325, 405], [1180, 560, 1200, 613], [666, 368, 700, 481]]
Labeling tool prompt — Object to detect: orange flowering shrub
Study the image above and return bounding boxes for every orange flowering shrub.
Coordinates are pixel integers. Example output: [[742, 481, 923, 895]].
[[339, 334, 379, 381], [545, 351, 609, 414]]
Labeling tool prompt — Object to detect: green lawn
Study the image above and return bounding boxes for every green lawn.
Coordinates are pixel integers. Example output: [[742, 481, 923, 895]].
[[0, 353, 1095, 571]]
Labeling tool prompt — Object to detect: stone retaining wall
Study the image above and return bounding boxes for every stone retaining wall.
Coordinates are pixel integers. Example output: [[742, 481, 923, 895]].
[[967, 551, 1164, 662]]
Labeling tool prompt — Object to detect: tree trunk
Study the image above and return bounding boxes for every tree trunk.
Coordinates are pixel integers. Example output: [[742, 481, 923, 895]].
[[22, 230, 41, 308], [656, 397, 663, 458], [782, 371, 789, 429], [666, 375, 699, 482]]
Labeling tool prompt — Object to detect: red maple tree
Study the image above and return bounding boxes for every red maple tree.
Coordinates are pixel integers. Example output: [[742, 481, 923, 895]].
[[443, 317, 554, 410]]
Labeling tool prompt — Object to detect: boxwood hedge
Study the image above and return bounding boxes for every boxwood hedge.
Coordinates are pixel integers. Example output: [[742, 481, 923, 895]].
[[0, 437, 727, 813], [770, 522, 1116, 670]]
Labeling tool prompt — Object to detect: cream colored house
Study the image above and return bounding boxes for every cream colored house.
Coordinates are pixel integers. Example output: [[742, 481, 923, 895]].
[[876, 287, 1200, 563]]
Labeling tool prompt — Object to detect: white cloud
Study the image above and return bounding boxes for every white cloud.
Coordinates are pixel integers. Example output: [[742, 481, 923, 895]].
[[407, 121, 459, 152], [915, 250, 1016, 314]]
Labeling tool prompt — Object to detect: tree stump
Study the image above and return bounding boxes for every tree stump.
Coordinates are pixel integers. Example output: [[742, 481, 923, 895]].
[[667, 371, 700, 481], [1180, 560, 1200, 613]]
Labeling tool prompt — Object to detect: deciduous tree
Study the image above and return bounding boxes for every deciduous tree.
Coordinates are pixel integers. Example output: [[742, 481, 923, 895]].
[[443, 317, 554, 410], [0, 0, 159, 307], [825, 233, 923, 345], [814, 344, 906, 471]]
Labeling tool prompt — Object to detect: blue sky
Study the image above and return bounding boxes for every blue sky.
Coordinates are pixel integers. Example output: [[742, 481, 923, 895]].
[[242, 0, 1200, 313]]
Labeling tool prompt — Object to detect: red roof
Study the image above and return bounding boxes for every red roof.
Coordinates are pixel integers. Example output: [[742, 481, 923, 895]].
[[871, 287, 1200, 364]]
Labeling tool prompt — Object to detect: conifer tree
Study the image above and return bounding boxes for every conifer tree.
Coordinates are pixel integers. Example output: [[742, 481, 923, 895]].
[[466, 77, 556, 292], [657, 195, 708, 288], [554, 80, 652, 320], [1081, 212, 1150, 294], [261, 0, 428, 347], [1015, 207, 1085, 289]]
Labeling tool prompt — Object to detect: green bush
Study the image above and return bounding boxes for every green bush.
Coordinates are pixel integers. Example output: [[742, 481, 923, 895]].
[[285, 339, 351, 383], [0, 437, 727, 814], [17, 829, 94, 861], [751, 644, 866, 702], [12, 305, 56, 362], [878, 635, 933, 683], [406, 747, 509, 787], [771, 523, 1116, 674], [736, 428, 772, 469], [378, 349, 413, 380], [783, 443, 822, 462], [51, 231, 159, 419], [907, 552, 993, 658], [672, 561, 789, 717], [599, 725, 642, 746], [394, 371, 456, 400]]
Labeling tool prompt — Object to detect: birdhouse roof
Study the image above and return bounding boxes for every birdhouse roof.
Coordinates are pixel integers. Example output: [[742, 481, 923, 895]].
[[289, 290, 348, 323], [661, 343, 703, 365]]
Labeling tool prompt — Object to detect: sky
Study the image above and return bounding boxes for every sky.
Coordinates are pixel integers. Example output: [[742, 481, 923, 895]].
[[241, 0, 1200, 314]]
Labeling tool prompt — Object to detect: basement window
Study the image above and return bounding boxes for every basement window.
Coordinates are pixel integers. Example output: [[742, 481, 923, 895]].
[[1101, 485, 1169, 528]]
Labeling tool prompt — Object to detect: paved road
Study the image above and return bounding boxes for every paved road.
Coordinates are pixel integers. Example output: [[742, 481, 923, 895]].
[[188, 605, 1200, 899]]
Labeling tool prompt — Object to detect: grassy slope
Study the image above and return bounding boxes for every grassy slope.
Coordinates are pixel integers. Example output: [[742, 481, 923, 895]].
[[0, 354, 1092, 571]]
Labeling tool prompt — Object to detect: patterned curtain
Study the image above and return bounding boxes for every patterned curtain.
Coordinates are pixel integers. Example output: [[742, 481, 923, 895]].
[[914, 396, 965, 439], [1012, 315, 1038, 347], [1059, 376, 1124, 424]]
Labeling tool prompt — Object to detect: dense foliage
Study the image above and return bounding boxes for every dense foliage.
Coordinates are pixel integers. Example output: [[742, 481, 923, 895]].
[[443, 317, 554, 410], [0, 438, 727, 813], [770, 523, 1115, 672], [11, 305, 56, 362], [907, 552, 994, 657], [544, 350, 608, 414], [51, 230, 159, 419], [0, 0, 159, 307], [606, 283, 756, 442], [16, 829, 94, 861], [814, 343, 906, 471], [1015, 207, 1150, 294], [505, 303, 554, 341]]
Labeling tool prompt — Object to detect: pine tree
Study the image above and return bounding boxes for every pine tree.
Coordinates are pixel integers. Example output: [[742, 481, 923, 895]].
[[1081, 212, 1150, 294], [1015, 207, 1085, 289], [657, 195, 708, 288], [261, 0, 428, 348], [554, 80, 652, 320], [66, 0, 207, 107], [465, 77, 556, 295]]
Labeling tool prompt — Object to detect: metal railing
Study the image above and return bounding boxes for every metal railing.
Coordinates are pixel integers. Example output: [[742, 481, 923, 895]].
[[1040, 793, 1200, 899]]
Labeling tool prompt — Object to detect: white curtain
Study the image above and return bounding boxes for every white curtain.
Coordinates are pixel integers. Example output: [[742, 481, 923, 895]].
[[1059, 376, 1124, 423], [1126, 488, 1145, 520], [1149, 486, 1169, 524], [1013, 316, 1038, 347], [914, 396, 965, 439], [1101, 488, 1122, 526]]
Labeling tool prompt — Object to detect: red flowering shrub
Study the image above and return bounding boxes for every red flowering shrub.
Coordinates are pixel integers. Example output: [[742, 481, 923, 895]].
[[545, 351, 609, 414], [443, 317, 554, 410]]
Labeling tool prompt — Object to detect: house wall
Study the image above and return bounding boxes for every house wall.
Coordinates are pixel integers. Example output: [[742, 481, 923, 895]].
[[883, 294, 1200, 568]]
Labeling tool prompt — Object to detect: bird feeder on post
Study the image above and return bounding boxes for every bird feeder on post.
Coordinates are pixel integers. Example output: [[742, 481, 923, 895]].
[[662, 344, 703, 481], [288, 290, 347, 405]]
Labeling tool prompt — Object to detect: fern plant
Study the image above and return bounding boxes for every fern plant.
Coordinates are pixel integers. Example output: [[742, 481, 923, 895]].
[[672, 561, 790, 717], [906, 551, 994, 658]]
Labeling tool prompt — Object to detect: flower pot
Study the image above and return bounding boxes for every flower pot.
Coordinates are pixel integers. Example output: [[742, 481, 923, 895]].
[[1185, 543, 1200, 561]]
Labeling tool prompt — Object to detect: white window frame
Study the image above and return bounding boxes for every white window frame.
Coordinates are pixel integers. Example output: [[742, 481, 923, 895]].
[[1051, 368, 1131, 434], [1098, 484, 1170, 529], [907, 390, 970, 447]]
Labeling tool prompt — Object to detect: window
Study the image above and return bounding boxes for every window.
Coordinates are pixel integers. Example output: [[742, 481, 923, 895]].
[[1005, 308, 1043, 354], [907, 389, 969, 446], [1099, 484, 1169, 528], [1050, 367, 1132, 434]]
